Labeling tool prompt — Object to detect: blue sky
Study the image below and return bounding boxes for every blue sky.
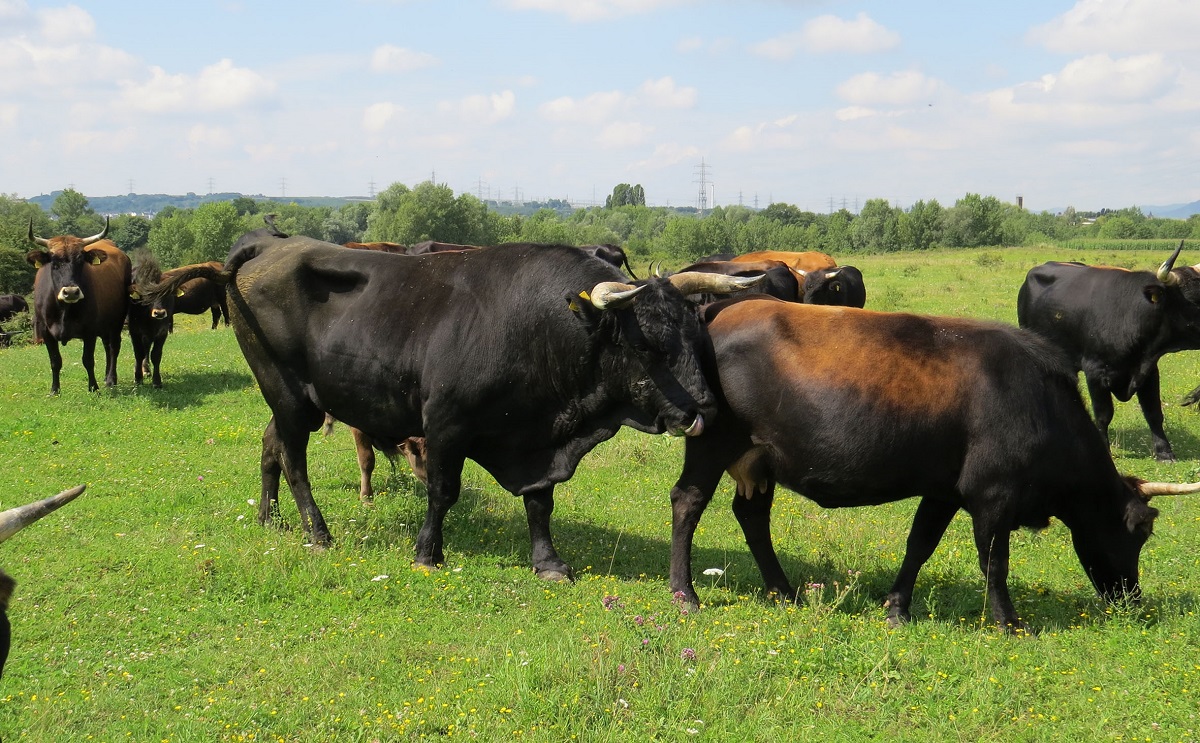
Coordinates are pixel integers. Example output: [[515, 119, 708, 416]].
[[1, 0, 1196, 213]]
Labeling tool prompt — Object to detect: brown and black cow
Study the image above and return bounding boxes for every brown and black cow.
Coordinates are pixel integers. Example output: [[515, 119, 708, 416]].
[[0, 484, 86, 681], [343, 241, 409, 254], [170, 262, 229, 329], [26, 219, 131, 393], [729, 250, 866, 307], [321, 414, 427, 501], [669, 297, 1200, 631], [0, 295, 28, 324]]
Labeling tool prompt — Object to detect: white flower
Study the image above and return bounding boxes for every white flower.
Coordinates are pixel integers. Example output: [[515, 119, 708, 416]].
[[371, 575, 389, 582], [703, 567, 725, 577]]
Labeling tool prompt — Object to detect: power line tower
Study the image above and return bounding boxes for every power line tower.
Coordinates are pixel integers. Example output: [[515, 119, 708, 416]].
[[127, 178, 134, 194], [368, 179, 376, 198], [694, 159, 712, 215], [280, 177, 287, 199], [207, 177, 215, 195]]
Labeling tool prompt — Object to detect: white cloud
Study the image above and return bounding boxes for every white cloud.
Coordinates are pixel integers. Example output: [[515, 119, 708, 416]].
[[502, 0, 689, 22], [1029, 0, 1200, 54], [363, 102, 403, 133], [39, 3, 94, 43], [751, 12, 899, 60], [723, 115, 803, 152], [438, 90, 516, 124], [629, 141, 701, 171], [120, 59, 276, 113], [538, 90, 626, 123], [0, 102, 17, 129], [187, 124, 233, 151], [836, 71, 943, 106], [597, 121, 652, 147], [1042, 53, 1177, 103], [638, 76, 696, 109], [369, 44, 438, 73]]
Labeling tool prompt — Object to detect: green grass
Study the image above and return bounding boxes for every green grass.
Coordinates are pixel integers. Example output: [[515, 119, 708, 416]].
[[3, 246, 1200, 741]]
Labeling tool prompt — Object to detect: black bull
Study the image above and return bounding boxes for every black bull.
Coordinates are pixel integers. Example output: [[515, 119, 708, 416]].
[[1017, 243, 1200, 462], [146, 235, 757, 578], [669, 298, 1200, 630]]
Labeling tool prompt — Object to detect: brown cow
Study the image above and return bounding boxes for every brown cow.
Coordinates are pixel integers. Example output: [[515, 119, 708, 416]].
[[730, 250, 838, 273], [321, 414, 426, 501], [342, 241, 409, 254], [170, 262, 228, 329], [26, 219, 131, 393]]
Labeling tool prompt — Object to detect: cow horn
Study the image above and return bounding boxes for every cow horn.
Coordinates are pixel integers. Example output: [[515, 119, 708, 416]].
[[27, 217, 49, 248], [668, 271, 765, 296], [0, 485, 85, 543], [590, 281, 647, 309], [1157, 240, 1185, 286], [1137, 480, 1200, 497], [79, 217, 110, 247]]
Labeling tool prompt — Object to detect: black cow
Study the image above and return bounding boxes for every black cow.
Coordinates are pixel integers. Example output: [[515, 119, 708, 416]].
[[0, 484, 86, 681], [0, 295, 28, 323], [170, 262, 229, 329], [800, 265, 867, 308], [405, 240, 477, 255], [669, 298, 1200, 630], [127, 255, 174, 388], [673, 259, 802, 303], [25, 218, 131, 393], [146, 235, 758, 580], [1017, 243, 1200, 461]]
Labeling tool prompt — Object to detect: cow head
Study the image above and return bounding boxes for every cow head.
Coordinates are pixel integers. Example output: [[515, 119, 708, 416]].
[[571, 271, 760, 437], [801, 265, 867, 308], [25, 218, 111, 305], [1070, 476, 1200, 604], [129, 255, 178, 323], [0, 485, 86, 682]]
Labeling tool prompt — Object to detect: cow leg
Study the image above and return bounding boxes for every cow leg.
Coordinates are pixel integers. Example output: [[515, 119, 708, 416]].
[[79, 336, 101, 392], [1135, 365, 1174, 462], [669, 444, 732, 608], [260, 415, 332, 546], [149, 337, 164, 388], [102, 327, 121, 388], [130, 333, 147, 386], [970, 511, 1023, 632], [884, 497, 959, 626], [258, 416, 284, 528], [350, 427, 377, 502], [1085, 376, 1115, 446], [731, 482, 797, 603], [44, 338, 64, 395], [209, 306, 220, 330], [414, 449, 465, 569], [523, 488, 572, 581]]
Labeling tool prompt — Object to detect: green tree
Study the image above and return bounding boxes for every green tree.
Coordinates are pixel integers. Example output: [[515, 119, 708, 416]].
[[51, 189, 104, 236], [185, 201, 243, 264], [896, 199, 944, 250], [0, 195, 51, 293], [851, 199, 901, 252], [943, 194, 1005, 247], [110, 215, 152, 251], [605, 183, 645, 209], [146, 211, 194, 268]]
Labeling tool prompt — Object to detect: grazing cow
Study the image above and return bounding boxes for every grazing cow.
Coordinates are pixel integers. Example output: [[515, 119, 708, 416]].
[[668, 297, 1200, 630], [146, 234, 758, 579], [321, 414, 427, 501], [127, 255, 173, 388], [731, 250, 838, 273], [1017, 242, 1200, 461], [672, 260, 803, 303], [729, 250, 866, 308], [0, 484, 86, 681], [343, 241, 409, 254], [25, 218, 131, 393], [170, 262, 228, 329], [0, 295, 28, 323]]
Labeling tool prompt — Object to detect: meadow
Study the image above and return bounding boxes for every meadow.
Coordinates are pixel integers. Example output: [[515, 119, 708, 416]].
[[2, 245, 1200, 741]]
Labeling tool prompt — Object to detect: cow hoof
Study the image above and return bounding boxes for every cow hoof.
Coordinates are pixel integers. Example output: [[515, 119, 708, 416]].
[[534, 567, 573, 582], [1155, 451, 1177, 463]]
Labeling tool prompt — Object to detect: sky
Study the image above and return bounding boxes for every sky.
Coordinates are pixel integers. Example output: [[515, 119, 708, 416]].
[[1, 0, 1197, 215]]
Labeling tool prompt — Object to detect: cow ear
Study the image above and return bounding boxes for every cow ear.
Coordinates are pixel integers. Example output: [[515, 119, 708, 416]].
[[1125, 499, 1158, 537], [1144, 285, 1163, 304], [26, 250, 50, 268], [84, 248, 108, 266], [567, 291, 601, 331]]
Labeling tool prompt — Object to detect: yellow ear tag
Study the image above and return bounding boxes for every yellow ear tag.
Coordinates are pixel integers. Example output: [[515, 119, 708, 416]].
[[130, 290, 141, 300], [579, 290, 591, 302], [34, 260, 43, 269], [176, 289, 186, 297], [91, 255, 101, 265]]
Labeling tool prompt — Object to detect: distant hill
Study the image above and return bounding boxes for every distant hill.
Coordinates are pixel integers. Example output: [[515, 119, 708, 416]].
[[1143, 201, 1200, 219], [24, 191, 372, 216]]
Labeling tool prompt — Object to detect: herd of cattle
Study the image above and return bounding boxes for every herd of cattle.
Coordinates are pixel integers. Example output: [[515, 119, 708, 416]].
[[4, 215, 1200, 665]]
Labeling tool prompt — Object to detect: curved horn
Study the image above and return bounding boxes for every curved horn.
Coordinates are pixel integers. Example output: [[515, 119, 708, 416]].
[[590, 281, 647, 309], [668, 271, 764, 297], [79, 217, 110, 247], [1138, 480, 1200, 497], [1157, 240, 1185, 286], [0, 485, 85, 543], [27, 217, 49, 248]]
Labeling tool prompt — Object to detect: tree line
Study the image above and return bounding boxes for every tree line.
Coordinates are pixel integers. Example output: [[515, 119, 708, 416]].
[[3, 182, 1199, 295]]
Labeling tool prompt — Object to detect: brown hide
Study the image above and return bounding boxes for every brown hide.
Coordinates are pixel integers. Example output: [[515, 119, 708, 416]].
[[165, 262, 228, 328], [342, 241, 408, 254], [732, 250, 837, 273]]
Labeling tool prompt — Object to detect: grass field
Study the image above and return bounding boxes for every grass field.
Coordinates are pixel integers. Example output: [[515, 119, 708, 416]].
[[3, 245, 1200, 741]]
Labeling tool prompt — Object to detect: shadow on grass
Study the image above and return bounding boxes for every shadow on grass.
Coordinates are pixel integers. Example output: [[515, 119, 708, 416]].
[[119, 368, 256, 410], [255, 479, 1187, 633]]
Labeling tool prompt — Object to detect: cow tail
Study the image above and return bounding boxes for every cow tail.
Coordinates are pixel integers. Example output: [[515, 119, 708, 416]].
[[139, 263, 232, 305]]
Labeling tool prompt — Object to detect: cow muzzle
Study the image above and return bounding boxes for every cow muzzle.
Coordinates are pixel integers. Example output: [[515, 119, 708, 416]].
[[56, 286, 83, 304], [150, 308, 168, 320]]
